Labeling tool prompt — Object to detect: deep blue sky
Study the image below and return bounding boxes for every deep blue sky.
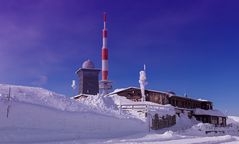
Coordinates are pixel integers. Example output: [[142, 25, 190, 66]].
[[0, 0, 239, 115]]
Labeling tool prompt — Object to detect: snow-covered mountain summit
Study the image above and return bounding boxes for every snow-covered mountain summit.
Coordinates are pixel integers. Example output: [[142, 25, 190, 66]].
[[0, 84, 239, 143]]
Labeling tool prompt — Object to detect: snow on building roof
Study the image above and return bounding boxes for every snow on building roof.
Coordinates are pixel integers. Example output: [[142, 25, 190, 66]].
[[197, 98, 210, 102], [111, 88, 129, 94], [72, 94, 97, 99], [82, 59, 95, 69], [108, 87, 170, 96], [194, 108, 226, 117]]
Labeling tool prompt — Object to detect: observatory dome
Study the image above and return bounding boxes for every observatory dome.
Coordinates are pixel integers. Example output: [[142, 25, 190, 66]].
[[82, 59, 95, 69]]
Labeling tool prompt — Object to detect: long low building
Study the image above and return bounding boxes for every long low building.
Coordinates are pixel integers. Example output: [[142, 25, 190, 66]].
[[109, 87, 170, 104], [108, 87, 227, 126]]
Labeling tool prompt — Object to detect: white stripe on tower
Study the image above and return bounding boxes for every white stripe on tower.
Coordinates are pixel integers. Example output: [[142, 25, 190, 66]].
[[102, 12, 108, 81]]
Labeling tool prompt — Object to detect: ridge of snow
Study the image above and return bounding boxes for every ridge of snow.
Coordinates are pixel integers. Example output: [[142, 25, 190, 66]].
[[0, 84, 124, 117], [0, 84, 95, 112]]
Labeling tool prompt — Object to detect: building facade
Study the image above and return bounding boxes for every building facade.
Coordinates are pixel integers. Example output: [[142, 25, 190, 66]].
[[109, 87, 227, 126]]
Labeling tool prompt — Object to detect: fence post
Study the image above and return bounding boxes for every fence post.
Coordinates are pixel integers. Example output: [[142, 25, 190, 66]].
[[119, 101, 122, 115], [6, 87, 11, 118]]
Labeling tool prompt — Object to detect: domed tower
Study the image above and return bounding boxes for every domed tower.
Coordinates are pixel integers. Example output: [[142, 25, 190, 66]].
[[76, 59, 100, 95]]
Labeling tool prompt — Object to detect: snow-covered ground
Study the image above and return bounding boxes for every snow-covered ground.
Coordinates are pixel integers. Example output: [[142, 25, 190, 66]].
[[0, 84, 239, 144]]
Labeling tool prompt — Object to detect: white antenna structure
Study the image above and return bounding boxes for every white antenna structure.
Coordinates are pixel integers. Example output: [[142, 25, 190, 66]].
[[71, 80, 76, 90], [139, 64, 147, 102], [71, 80, 76, 96]]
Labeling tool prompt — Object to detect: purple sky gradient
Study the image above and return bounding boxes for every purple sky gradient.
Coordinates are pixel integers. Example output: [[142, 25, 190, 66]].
[[1, 0, 239, 115]]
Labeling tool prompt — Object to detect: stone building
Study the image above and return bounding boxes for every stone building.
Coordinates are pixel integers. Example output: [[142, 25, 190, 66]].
[[74, 60, 100, 98]]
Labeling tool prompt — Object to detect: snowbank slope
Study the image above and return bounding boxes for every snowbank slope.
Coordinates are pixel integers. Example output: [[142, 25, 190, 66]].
[[0, 84, 145, 143]]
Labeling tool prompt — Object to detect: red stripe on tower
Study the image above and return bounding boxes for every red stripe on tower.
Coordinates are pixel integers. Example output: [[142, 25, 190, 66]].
[[102, 12, 108, 81], [102, 71, 108, 80], [102, 30, 107, 37], [102, 48, 108, 60]]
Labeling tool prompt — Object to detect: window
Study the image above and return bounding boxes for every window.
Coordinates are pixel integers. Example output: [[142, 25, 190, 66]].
[[219, 117, 223, 125], [211, 117, 218, 125], [171, 100, 175, 106]]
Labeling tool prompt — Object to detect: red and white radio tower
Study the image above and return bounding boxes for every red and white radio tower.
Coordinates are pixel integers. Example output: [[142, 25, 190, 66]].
[[102, 13, 108, 80], [99, 12, 112, 95]]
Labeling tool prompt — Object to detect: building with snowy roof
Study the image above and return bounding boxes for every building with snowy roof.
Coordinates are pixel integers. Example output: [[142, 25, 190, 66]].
[[108, 87, 227, 127]]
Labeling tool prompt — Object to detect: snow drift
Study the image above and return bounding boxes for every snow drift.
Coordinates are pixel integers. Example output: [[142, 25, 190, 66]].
[[0, 84, 145, 143]]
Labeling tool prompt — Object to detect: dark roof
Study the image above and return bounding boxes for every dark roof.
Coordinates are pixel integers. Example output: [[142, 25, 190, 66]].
[[108, 87, 170, 96], [170, 95, 212, 103], [108, 87, 212, 103]]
